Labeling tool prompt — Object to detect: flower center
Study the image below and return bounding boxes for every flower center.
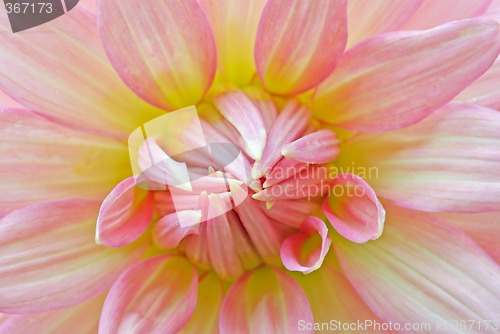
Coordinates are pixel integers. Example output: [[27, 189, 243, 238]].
[[133, 88, 340, 281]]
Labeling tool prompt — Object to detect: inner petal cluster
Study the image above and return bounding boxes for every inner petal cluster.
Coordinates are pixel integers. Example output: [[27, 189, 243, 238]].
[[135, 89, 340, 280]]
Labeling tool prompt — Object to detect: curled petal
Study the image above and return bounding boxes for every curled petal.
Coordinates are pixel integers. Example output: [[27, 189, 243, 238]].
[[314, 19, 500, 132], [280, 216, 332, 274], [220, 267, 314, 334], [323, 174, 385, 243], [96, 177, 154, 248], [0, 200, 147, 313], [255, 0, 347, 95], [99, 256, 198, 334], [97, 0, 216, 109]]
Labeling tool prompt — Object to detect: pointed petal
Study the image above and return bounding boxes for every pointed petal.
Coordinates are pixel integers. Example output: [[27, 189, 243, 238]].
[[455, 56, 500, 110], [435, 212, 500, 263], [0, 295, 104, 334], [233, 191, 282, 265], [323, 174, 385, 243], [282, 129, 339, 164], [0, 8, 160, 137], [252, 101, 311, 179], [97, 0, 216, 110], [199, 0, 265, 85], [255, 0, 347, 95], [206, 195, 244, 280], [294, 265, 390, 331], [213, 91, 267, 160], [281, 216, 331, 274], [338, 103, 500, 212], [96, 177, 154, 248], [220, 267, 314, 334], [335, 205, 500, 330], [403, 0, 493, 30], [314, 19, 500, 132], [347, 0, 423, 47], [99, 256, 198, 334], [0, 200, 147, 313], [153, 211, 201, 249], [178, 273, 224, 334], [0, 109, 129, 218]]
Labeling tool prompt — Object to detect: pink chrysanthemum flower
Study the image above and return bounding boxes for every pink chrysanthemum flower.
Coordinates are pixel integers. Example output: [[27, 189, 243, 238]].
[[1, 0, 500, 333]]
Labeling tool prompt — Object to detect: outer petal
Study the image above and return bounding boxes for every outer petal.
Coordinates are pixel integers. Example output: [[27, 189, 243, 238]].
[[435, 212, 500, 263], [0, 200, 147, 313], [199, 0, 266, 85], [323, 174, 385, 243], [314, 19, 500, 132], [347, 0, 423, 47], [280, 216, 332, 274], [455, 56, 500, 110], [335, 205, 500, 332], [0, 92, 20, 108], [255, 0, 347, 95], [293, 265, 390, 333], [0, 7, 160, 137], [0, 109, 129, 218], [338, 103, 500, 213], [99, 255, 198, 334], [403, 0, 493, 30], [96, 177, 154, 248], [0, 295, 104, 334], [178, 273, 224, 334], [97, 0, 216, 110], [220, 266, 314, 334]]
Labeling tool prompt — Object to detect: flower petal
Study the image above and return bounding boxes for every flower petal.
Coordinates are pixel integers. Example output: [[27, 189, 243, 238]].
[[153, 211, 201, 249], [220, 266, 314, 334], [323, 174, 385, 243], [0, 295, 104, 334], [233, 189, 282, 265], [280, 216, 331, 274], [294, 265, 389, 331], [199, 0, 266, 85], [435, 212, 500, 263], [213, 90, 267, 160], [347, 0, 423, 47], [255, 0, 347, 95], [403, 0, 493, 30], [0, 7, 160, 137], [0, 200, 147, 313], [97, 0, 216, 110], [455, 56, 500, 110], [0, 109, 129, 218], [252, 101, 311, 179], [314, 19, 500, 132], [281, 129, 339, 164], [96, 177, 154, 248], [178, 273, 224, 334], [99, 255, 198, 334], [338, 103, 500, 212], [335, 205, 500, 330]]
